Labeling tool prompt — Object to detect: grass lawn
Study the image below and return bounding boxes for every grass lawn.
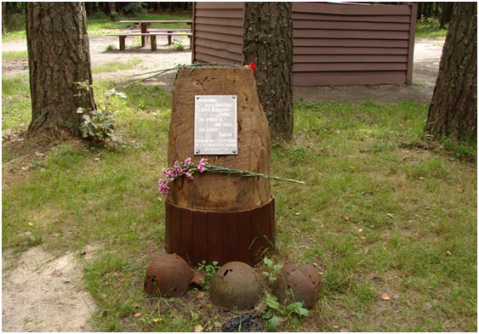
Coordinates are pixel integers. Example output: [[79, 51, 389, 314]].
[[1, 10, 474, 332], [2, 71, 476, 331]]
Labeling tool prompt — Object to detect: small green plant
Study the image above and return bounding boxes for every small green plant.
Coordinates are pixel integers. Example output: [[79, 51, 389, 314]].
[[260, 293, 309, 332], [262, 257, 283, 284], [197, 260, 220, 290], [172, 40, 185, 51], [104, 44, 117, 52], [77, 88, 126, 144]]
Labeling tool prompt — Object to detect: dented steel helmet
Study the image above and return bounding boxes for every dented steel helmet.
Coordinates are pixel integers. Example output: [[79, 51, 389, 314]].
[[144, 254, 193, 297], [272, 263, 322, 309], [210, 261, 262, 311]]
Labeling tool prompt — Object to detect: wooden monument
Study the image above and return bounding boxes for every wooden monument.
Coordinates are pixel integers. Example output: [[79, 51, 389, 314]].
[[165, 66, 275, 266]]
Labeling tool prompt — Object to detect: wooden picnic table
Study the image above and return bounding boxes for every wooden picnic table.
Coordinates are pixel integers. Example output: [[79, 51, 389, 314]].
[[118, 20, 192, 47]]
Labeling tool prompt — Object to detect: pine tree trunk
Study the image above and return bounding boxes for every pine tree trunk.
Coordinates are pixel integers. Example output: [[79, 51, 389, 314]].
[[26, 2, 96, 137], [425, 3, 477, 144], [243, 2, 294, 141]]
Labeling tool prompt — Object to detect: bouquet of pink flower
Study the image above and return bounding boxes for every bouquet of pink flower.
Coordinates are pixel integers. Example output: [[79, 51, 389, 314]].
[[158, 158, 304, 195]]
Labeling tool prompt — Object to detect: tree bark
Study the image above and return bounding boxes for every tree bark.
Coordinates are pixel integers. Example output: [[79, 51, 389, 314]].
[[26, 2, 96, 137], [425, 3, 477, 144], [243, 2, 294, 141]]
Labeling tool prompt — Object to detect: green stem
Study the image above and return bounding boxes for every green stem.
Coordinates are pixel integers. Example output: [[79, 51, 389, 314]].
[[203, 164, 305, 185]]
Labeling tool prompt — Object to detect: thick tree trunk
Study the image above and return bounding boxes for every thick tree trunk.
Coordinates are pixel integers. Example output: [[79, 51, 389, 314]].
[[243, 2, 294, 141], [425, 3, 477, 144], [26, 2, 96, 137]]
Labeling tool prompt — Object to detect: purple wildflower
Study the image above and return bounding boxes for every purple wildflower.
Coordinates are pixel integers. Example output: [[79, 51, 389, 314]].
[[184, 157, 192, 166], [176, 166, 183, 176], [198, 158, 207, 173], [158, 179, 170, 195], [185, 172, 194, 180]]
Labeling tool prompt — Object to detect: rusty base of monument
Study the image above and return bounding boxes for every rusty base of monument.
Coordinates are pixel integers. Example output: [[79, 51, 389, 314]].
[[165, 198, 275, 267]]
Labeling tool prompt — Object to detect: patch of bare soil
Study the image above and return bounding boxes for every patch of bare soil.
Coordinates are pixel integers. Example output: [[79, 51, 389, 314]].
[[2, 246, 96, 332]]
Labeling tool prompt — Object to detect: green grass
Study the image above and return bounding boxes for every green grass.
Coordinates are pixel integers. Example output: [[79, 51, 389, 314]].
[[415, 17, 448, 39], [92, 58, 143, 74], [2, 80, 476, 331], [2, 76, 31, 135], [2, 51, 28, 61]]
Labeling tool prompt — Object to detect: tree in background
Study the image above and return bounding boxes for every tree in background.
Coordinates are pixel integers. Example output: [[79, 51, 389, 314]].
[[26, 2, 96, 138], [425, 2, 477, 145], [243, 2, 294, 141]]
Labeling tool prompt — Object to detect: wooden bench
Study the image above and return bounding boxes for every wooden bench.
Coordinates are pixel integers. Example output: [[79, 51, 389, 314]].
[[105, 32, 192, 51], [129, 28, 191, 45]]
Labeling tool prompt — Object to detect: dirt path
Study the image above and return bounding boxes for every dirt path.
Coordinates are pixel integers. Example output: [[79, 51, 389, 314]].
[[2, 246, 96, 332], [1, 35, 444, 332]]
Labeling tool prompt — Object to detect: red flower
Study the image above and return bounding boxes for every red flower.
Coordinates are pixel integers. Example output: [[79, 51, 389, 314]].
[[248, 62, 256, 74]]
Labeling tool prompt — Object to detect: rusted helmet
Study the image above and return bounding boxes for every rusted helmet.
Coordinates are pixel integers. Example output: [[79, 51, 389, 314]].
[[210, 261, 262, 311], [144, 254, 193, 297], [272, 263, 322, 309]]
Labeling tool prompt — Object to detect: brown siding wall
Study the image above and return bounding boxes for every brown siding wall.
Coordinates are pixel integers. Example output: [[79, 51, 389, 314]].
[[192, 2, 417, 86], [192, 2, 245, 65], [293, 2, 417, 86]]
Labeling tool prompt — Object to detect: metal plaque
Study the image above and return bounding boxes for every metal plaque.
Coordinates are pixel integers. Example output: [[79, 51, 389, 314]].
[[194, 95, 238, 155]]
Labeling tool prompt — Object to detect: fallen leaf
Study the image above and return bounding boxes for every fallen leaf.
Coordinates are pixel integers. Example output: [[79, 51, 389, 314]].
[[34, 151, 44, 157], [21, 165, 29, 171], [446, 250, 452, 256], [28, 222, 34, 227], [332, 325, 339, 329], [364, 248, 370, 255], [134, 312, 142, 318], [94, 158, 101, 162], [386, 213, 395, 219], [196, 291, 205, 299], [194, 324, 203, 332], [457, 186, 464, 193], [343, 215, 350, 221], [152, 317, 162, 323], [381, 292, 391, 301], [358, 228, 363, 233], [340, 328, 349, 332], [294, 212, 301, 216], [349, 165, 356, 170], [360, 236, 366, 240]]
